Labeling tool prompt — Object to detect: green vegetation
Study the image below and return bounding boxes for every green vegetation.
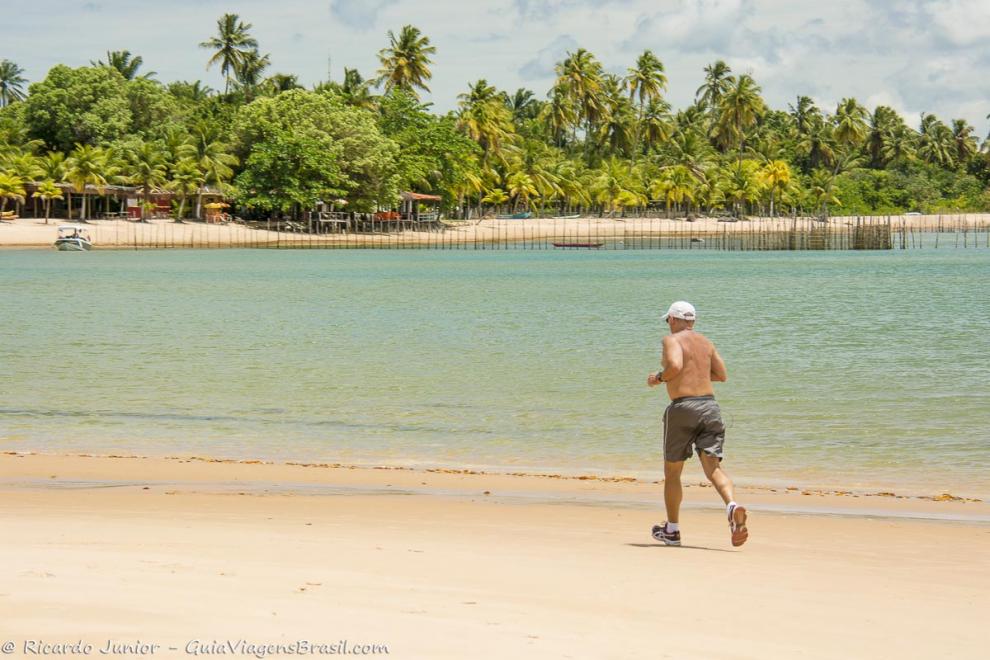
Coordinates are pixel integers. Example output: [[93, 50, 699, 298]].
[[1, 17, 988, 220]]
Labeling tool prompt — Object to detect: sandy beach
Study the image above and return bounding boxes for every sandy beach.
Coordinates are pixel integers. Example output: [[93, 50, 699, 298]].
[[1, 452, 986, 659], [2, 213, 988, 249]]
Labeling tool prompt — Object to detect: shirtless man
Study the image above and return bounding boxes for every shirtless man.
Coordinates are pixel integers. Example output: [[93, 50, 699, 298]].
[[647, 301, 748, 547]]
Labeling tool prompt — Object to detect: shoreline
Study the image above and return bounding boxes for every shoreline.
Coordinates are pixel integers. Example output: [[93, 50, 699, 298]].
[[2, 213, 988, 249], [2, 451, 984, 519]]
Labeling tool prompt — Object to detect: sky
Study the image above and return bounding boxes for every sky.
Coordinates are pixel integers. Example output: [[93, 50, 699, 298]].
[[5, 0, 989, 135]]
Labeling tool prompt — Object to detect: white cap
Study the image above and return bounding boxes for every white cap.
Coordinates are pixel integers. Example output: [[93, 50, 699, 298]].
[[662, 301, 697, 321]]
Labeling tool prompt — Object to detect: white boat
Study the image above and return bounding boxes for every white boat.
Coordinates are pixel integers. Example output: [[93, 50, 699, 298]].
[[54, 225, 93, 251]]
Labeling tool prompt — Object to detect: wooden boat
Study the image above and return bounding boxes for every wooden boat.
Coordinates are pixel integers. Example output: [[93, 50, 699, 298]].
[[552, 242, 604, 249], [496, 211, 532, 220], [551, 214, 581, 220]]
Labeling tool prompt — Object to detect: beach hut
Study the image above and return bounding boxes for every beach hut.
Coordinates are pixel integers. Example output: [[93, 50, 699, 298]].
[[400, 191, 442, 230]]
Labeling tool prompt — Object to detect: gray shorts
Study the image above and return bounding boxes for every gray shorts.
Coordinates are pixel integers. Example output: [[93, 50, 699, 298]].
[[662, 395, 725, 462]]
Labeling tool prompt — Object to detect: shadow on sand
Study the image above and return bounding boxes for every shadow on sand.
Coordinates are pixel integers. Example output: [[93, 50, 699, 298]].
[[626, 542, 736, 553]]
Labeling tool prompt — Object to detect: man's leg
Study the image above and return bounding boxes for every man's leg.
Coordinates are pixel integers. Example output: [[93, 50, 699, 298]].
[[699, 452, 734, 505], [663, 460, 685, 523]]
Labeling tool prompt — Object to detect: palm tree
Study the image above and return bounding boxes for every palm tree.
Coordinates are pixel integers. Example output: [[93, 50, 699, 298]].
[[555, 49, 607, 143], [506, 171, 538, 212], [339, 68, 376, 109], [950, 119, 978, 166], [715, 74, 765, 154], [168, 158, 205, 221], [808, 169, 839, 217], [265, 73, 300, 95], [833, 98, 869, 149], [866, 106, 901, 168], [0, 172, 25, 216], [39, 152, 68, 182], [32, 179, 63, 224], [626, 50, 667, 109], [760, 160, 792, 217], [65, 144, 113, 221], [507, 88, 540, 123], [696, 60, 734, 111], [200, 13, 259, 93], [723, 160, 763, 217], [235, 50, 270, 87], [540, 86, 577, 148], [126, 141, 168, 221], [789, 96, 819, 136], [917, 113, 955, 168], [458, 84, 517, 166], [92, 50, 155, 80], [640, 98, 673, 152], [651, 165, 697, 216], [167, 80, 215, 104], [187, 122, 238, 220], [376, 25, 436, 99], [0, 60, 27, 108]]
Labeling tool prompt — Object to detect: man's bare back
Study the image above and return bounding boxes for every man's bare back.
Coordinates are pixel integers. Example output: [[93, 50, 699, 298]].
[[656, 329, 727, 399]]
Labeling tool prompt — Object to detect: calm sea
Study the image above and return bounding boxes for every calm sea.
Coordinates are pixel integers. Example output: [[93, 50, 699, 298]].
[[2, 247, 988, 498]]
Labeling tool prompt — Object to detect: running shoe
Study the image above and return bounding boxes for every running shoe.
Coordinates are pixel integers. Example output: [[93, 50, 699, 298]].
[[651, 522, 681, 546], [728, 504, 748, 547]]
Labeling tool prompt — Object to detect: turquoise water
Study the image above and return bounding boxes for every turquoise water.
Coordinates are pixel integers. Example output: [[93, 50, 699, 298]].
[[2, 248, 988, 498]]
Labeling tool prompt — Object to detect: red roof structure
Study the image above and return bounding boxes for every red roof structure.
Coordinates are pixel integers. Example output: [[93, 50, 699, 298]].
[[400, 191, 442, 202]]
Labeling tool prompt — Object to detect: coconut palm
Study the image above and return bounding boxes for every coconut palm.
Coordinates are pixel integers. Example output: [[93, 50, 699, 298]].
[[760, 160, 792, 217], [187, 122, 238, 219], [951, 119, 979, 166], [723, 160, 763, 217], [788, 96, 820, 136], [168, 158, 205, 221], [3, 151, 42, 181], [339, 68, 376, 110], [125, 141, 168, 221], [0, 172, 25, 216], [714, 75, 765, 154], [507, 88, 540, 123], [796, 117, 836, 172], [39, 152, 68, 182], [808, 169, 839, 217], [626, 50, 667, 110], [32, 179, 63, 224], [200, 13, 259, 93], [92, 50, 155, 80], [650, 165, 697, 216], [265, 73, 301, 94], [866, 106, 901, 168], [640, 98, 673, 152], [458, 86, 517, 166], [376, 25, 436, 99], [696, 60, 734, 111], [0, 60, 27, 108], [540, 86, 577, 147], [917, 114, 955, 168], [506, 171, 538, 212], [833, 98, 869, 149], [65, 144, 114, 221], [167, 80, 215, 104], [555, 49, 607, 140]]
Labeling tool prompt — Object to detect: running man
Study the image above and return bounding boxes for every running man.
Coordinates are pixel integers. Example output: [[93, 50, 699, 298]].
[[647, 301, 748, 547]]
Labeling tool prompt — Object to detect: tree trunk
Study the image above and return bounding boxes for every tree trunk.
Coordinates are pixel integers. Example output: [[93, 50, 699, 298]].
[[45, 199, 51, 224], [195, 188, 203, 221]]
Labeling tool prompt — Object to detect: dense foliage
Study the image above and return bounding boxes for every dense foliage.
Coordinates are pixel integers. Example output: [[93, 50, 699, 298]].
[[1, 16, 988, 219]]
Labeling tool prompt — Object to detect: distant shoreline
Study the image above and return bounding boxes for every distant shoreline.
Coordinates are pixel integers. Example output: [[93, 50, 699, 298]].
[[2, 213, 988, 249]]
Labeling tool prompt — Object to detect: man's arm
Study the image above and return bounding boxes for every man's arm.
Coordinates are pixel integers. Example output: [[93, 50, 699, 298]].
[[710, 346, 728, 382]]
